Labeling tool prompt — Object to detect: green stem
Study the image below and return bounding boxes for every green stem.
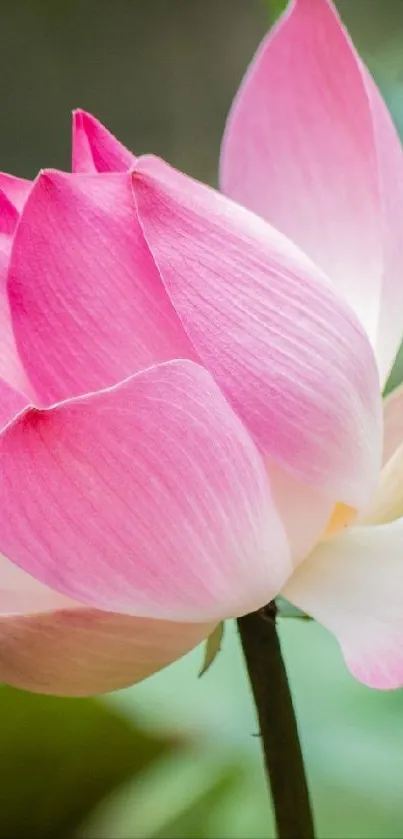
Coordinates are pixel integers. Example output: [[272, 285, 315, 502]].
[[237, 603, 315, 839]]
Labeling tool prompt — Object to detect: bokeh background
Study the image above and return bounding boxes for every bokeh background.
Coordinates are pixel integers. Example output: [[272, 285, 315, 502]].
[[1, 1, 403, 837]]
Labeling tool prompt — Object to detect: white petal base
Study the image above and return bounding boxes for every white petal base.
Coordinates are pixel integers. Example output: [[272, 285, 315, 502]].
[[282, 521, 403, 689]]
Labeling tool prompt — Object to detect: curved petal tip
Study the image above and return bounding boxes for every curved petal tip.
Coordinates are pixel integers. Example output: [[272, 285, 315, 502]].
[[72, 109, 136, 173], [221, 0, 403, 387]]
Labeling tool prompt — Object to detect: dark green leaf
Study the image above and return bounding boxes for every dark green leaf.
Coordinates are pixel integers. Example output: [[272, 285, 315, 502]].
[[0, 685, 175, 839]]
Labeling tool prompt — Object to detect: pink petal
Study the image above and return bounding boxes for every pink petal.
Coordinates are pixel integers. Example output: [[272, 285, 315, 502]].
[[382, 383, 403, 466], [267, 459, 333, 563], [0, 360, 289, 620], [0, 269, 34, 409], [0, 553, 76, 615], [0, 217, 34, 418], [0, 378, 29, 429], [132, 157, 382, 508], [0, 206, 21, 395], [0, 236, 34, 405], [0, 190, 19, 235], [0, 607, 213, 696], [283, 521, 403, 689], [0, 173, 31, 213], [8, 169, 195, 405], [220, 0, 403, 385], [72, 110, 136, 173]]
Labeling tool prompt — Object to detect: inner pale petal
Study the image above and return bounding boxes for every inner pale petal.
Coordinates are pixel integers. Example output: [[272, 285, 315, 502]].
[[359, 441, 403, 526]]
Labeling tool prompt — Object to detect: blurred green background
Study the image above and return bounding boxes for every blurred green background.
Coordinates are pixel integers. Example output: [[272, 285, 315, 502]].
[[1, 1, 403, 837]]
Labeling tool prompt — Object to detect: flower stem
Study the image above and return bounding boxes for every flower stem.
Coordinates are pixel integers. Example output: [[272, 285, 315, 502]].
[[237, 603, 315, 839]]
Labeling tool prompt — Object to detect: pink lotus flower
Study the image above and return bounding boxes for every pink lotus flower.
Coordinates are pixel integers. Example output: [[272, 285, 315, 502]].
[[0, 0, 399, 696]]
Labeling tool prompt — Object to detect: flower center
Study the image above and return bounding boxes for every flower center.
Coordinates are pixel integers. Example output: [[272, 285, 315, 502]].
[[322, 502, 356, 540]]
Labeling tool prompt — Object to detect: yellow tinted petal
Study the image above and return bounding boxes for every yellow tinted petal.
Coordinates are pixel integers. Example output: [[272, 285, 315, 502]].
[[323, 502, 357, 539]]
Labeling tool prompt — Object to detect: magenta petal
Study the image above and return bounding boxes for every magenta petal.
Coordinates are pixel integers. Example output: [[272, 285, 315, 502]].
[[0, 190, 19, 235], [0, 218, 34, 410], [8, 169, 194, 404], [0, 311, 33, 414], [72, 110, 136, 173], [0, 360, 289, 620], [221, 0, 403, 385], [0, 608, 213, 696], [0, 276, 33, 406], [132, 157, 382, 508], [0, 173, 31, 213], [0, 379, 28, 429]]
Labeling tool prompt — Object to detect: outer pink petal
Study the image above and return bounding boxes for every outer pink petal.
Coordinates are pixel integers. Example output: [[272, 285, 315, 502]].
[[382, 383, 403, 466], [0, 360, 289, 620], [72, 110, 136, 173], [0, 173, 31, 212], [220, 0, 403, 385], [132, 157, 382, 508], [7, 169, 195, 405], [0, 608, 213, 696], [283, 522, 403, 689]]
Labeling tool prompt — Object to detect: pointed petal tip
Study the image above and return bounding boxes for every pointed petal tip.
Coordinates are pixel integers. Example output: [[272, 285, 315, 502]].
[[0, 173, 31, 214], [23, 169, 75, 212], [72, 107, 85, 120], [72, 108, 98, 131], [36, 168, 63, 187], [72, 108, 136, 174], [7, 169, 195, 404], [221, 0, 403, 386]]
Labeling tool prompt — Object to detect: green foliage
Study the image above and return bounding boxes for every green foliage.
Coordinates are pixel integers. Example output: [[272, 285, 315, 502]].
[[266, 0, 287, 24], [0, 686, 174, 839], [276, 597, 311, 620], [106, 622, 403, 838], [384, 341, 403, 395], [81, 749, 254, 839]]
